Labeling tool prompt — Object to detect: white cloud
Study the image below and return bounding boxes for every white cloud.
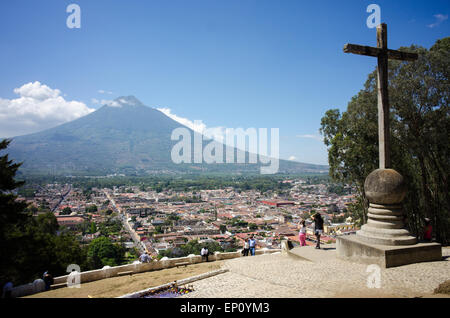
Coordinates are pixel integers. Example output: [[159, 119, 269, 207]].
[[107, 101, 121, 107], [98, 89, 114, 95], [0, 81, 95, 138], [296, 134, 323, 142], [118, 98, 132, 105], [92, 98, 121, 107], [14, 81, 60, 100], [427, 14, 448, 28], [157, 107, 204, 133], [157, 107, 227, 142]]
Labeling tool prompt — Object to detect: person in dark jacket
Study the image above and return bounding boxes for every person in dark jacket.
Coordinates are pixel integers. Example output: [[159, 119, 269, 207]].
[[313, 213, 324, 249], [243, 238, 250, 256], [43, 271, 54, 291], [2, 281, 13, 298]]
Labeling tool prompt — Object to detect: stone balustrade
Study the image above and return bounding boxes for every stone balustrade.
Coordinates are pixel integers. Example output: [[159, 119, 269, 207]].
[[10, 248, 281, 298], [10, 279, 46, 298]]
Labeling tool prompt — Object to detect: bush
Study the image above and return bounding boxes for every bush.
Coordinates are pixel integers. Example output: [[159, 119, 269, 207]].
[[85, 205, 98, 213]]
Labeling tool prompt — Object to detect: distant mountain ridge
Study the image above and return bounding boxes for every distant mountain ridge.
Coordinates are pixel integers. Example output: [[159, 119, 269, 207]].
[[6, 96, 328, 176]]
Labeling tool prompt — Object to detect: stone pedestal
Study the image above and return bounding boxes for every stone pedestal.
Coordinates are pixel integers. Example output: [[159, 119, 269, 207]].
[[337, 235, 442, 268], [337, 168, 442, 267], [357, 169, 417, 245], [357, 202, 417, 245]]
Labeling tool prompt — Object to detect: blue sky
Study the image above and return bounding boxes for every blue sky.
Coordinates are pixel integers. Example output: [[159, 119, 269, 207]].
[[0, 0, 448, 165]]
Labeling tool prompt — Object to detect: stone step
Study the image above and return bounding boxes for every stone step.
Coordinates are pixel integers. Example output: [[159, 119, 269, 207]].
[[288, 244, 337, 263]]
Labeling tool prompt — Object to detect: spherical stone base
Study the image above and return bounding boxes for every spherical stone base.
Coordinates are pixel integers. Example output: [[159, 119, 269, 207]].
[[365, 169, 407, 205]]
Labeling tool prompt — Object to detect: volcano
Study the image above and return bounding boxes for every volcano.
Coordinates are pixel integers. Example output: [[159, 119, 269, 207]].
[[6, 96, 327, 176]]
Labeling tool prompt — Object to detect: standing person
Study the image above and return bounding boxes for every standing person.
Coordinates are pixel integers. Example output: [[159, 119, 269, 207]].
[[43, 271, 53, 291], [243, 238, 250, 256], [2, 281, 13, 298], [298, 220, 307, 246], [201, 246, 209, 262], [423, 218, 433, 242], [313, 213, 324, 249], [248, 235, 256, 256]]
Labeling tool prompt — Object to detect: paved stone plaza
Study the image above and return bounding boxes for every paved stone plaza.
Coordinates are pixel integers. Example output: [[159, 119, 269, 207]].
[[181, 246, 450, 298]]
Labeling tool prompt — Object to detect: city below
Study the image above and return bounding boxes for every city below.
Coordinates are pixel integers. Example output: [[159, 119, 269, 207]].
[[20, 177, 358, 262]]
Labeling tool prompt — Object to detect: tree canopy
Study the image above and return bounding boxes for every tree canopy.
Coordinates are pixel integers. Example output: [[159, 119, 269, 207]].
[[87, 236, 125, 268]]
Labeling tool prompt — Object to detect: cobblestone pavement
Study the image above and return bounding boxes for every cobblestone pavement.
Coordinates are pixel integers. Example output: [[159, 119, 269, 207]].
[[181, 248, 450, 298]]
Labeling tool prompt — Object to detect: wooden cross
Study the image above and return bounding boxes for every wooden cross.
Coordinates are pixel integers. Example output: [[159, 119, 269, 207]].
[[343, 23, 418, 169]]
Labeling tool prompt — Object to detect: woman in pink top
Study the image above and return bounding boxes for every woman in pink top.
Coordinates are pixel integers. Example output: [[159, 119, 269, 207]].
[[423, 218, 432, 242], [298, 220, 307, 246]]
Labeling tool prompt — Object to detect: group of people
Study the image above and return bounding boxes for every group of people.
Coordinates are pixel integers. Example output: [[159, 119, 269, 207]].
[[297, 213, 324, 249], [298, 213, 434, 248], [242, 235, 257, 256], [200, 240, 258, 261]]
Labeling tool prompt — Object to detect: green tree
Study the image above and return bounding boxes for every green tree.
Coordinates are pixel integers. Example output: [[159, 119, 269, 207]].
[[248, 223, 258, 230], [61, 207, 72, 215], [158, 247, 186, 258], [320, 38, 449, 243], [0, 140, 27, 234], [0, 140, 85, 285], [85, 205, 98, 213], [87, 237, 124, 269], [181, 239, 223, 256], [89, 222, 97, 234], [154, 225, 164, 234], [2, 210, 88, 285]]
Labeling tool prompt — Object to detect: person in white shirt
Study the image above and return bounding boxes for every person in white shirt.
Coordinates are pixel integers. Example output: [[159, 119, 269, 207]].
[[201, 247, 209, 262], [248, 236, 256, 256]]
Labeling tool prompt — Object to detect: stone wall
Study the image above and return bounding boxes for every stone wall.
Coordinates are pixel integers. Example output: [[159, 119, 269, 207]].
[[10, 279, 46, 298], [11, 248, 280, 298]]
